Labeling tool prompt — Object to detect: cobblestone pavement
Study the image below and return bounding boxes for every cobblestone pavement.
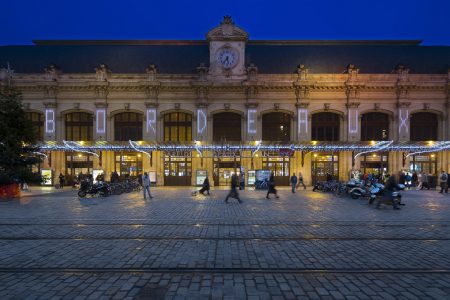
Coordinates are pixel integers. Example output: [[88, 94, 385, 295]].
[[0, 187, 450, 299]]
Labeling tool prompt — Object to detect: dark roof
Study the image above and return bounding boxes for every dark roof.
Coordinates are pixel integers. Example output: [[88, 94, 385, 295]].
[[0, 42, 449, 74]]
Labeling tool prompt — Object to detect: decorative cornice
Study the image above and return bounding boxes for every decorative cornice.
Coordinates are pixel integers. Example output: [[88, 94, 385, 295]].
[[43, 101, 57, 108], [145, 102, 159, 108], [346, 102, 360, 109], [94, 102, 108, 108], [245, 102, 258, 109], [295, 102, 310, 109], [397, 102, 411, 108]]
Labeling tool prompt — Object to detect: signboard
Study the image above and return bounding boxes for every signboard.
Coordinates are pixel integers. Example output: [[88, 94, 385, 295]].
[[278, 149, 295, 157], [196, 170, 208, 186], [41, 169, 52, 186], [247, 170, 256, 185], [255, 170, 271, 190], [149, 171, 157, 184]]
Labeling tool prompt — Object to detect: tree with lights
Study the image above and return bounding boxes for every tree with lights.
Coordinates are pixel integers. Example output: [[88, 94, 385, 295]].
[[0, 86, 42, 188]]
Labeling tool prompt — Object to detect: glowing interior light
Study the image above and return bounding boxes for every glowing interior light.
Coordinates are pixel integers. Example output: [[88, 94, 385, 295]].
[[197, 109, 206, 134], [96, 109, 106, 134], [248, 109, 256, 134], [298, 109, 308, 135], [146, 109, 156, 134], [45, 109, 55, 133]]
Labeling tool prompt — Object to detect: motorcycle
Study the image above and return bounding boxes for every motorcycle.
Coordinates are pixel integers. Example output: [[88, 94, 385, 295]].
[[374, 184, 405, 209], [78, 180, 109, 198]]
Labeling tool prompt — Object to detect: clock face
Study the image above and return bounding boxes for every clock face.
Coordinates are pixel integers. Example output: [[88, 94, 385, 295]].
[[216, 47, 239, 69]]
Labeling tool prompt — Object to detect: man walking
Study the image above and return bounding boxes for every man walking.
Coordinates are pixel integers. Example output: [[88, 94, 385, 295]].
[[58, 173, 65, 189], [290, 173, 297, 193], [439, 170, 448, 193], [225, 173, 242, 203], [142, 172, 153, 200]]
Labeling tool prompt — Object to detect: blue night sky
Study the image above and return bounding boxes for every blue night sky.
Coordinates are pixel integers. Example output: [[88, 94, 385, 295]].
[[1, 0, 449, 46]]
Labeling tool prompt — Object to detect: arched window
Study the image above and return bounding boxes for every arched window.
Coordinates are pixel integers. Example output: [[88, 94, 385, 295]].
[[311, 112, 340, 141], [410, 112, 438, 141], [65, 112, 93, 141], [262, 112, 291, 142], [114, 112, 143, 141], [213, 112, 241, 142], [361, 112, 389, 141], [163, 112, 192, 142], [25, 112, 44, 141]]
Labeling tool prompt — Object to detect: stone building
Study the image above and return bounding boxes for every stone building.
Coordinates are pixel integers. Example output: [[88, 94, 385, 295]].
[[1, 16, 450, 186]]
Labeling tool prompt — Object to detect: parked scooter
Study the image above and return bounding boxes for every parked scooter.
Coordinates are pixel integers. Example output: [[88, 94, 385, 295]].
[[78, 180, 109, 198]]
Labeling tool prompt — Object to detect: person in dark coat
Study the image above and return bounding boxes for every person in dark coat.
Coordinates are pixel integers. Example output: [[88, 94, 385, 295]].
[[199, 177, 210, 195], [326, 173, 333, 182], [378, 175, 400, 210], [225, 173, 242, 203], [58, 173, 65, 189], [297, 172, 307, 190], [266, 172, 279, 199], [412, 172, 418, 188], [290, 173, 297, 193]]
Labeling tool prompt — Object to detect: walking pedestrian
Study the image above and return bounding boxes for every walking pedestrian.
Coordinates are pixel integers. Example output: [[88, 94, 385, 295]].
[[297, 172, 307, 190], [225, 173, 242, 203], [142, 172, 153, 200], [439, 170, 448, 193], [446, 171, 450, 194], [199, 177, 210, 195], [421, 172, 430, 190], [58, 173, 65, 189], [290, 173, 297, 193], [239, 172, 245, 190], [266, 172, 279, 199]]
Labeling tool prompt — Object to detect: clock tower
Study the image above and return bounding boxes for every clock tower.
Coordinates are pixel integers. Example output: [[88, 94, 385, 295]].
[[207, 16, 248, 79]]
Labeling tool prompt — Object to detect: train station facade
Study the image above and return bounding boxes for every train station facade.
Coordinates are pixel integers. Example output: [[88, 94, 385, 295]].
[[1, 16, 450, 186]]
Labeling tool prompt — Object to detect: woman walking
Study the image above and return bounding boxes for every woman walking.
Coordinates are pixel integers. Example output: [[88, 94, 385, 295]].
[[225, 173, 242, 203], [297, 172, 307, 190], [142, 172, 153, 200], [266, 172, 279, 199]]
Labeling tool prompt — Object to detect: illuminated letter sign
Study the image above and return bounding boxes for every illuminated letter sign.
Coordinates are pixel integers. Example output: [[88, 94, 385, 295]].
[[298, 109, 308, 135], [399, 109, 409, 134], [45, 109, 55, 133], [197, 109, 206, 134], [248, 109, 256, 134], [96, 109, 106, 134], [146, 109, 157, 134], [348, 109, 358, 134]]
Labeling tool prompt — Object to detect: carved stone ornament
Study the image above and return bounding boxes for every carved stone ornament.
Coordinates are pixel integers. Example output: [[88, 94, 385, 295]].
[[43, 85, 58, 99], [245, 85, 258, 100], [174, 103, 181, 110], [397, 102, 411, 108], [324, 103, 330, 111], [274, 103, 280, 110], [394, 64, 409, 82], [95, 64, 111, 81], [295, 102, 310, 109], [95, 102, 108, 108], [224, 103, 231, 110], [94, 85, 109, 99], [44, 64, 61, 81], [74, 103, 80, 109], [145, 64, 157, 81], [124, 103, 130, 110], [374, 103, 380, 110], [43, 102, 57, 108], [23, 103, 30, 110], [297, 64, 309, 81], [295, 85, 310, 101], [206, 15, 249, 41], [346, 102, 360, 109], [145, 102, 159, 108], [196, 63, 209, 81], [423, 103, 430, 110], [345, 86, 360, 99], [346, 64, 359, 81], [246, 64, 258, 81]]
